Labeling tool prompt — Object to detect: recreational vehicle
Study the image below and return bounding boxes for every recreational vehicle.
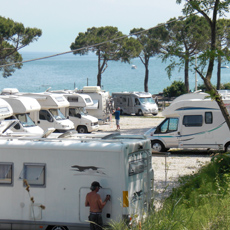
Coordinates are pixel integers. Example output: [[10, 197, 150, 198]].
[[0, 95, 44, 135], [0, 134, 153, 229], [145, 91, 230, 152], [112, 92, 158, 116], [1, 89, 75, 133], [47, 90, 99, 133], [78, 86, 113, 124]]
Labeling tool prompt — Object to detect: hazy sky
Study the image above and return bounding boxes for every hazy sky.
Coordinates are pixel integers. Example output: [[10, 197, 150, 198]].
[[1, 0, 185, 53]]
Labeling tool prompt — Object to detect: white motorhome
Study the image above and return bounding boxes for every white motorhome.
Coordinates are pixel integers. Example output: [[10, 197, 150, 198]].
[[0, 95, 44, 135], [47, 90, 99, 133], [145, 91, 230, 152], [77, 86, 113, 124], [0, 134, 153, 229], [112, 92, 158, 116], [1, 89, 75, 133]]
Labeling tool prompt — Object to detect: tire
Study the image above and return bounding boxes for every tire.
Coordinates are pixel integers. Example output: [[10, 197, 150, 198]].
[[137, 110, 143, 116], [151, 141, 166, 152], [77, 126, 88, 133], [225, 142, 230, 152]]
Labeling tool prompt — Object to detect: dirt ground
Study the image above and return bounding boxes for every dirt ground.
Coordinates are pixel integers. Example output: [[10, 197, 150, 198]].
[[96, 114, 212, 209]]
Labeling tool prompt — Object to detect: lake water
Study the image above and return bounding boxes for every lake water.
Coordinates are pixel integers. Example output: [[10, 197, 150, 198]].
[[0, 52, 229, 95]]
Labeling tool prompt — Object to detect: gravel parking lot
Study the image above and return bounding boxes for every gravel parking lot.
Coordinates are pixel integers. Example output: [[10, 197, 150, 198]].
[[96, 114, 212, 208]]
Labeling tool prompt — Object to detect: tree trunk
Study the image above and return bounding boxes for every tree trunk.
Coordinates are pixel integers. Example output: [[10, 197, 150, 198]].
[[144, 57, 149, 92], [184, 54, 189, 93], [217, 55, 221, 90], [144, 64, 149, 92], [97, 51, 102, 87]]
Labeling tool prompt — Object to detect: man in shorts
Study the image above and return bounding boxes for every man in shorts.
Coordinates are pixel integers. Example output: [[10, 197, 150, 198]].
[[114, 107, 121, 130], [85, 181, 111, 230]]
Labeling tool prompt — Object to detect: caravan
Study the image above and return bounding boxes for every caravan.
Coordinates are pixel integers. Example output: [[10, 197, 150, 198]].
[[112, 92, 158, 116], [145, 91, 230, 152], [0, 133, 153, 229]]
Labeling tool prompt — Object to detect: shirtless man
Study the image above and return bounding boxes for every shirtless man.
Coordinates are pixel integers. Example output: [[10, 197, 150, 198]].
[[85, 181, 110, 230]]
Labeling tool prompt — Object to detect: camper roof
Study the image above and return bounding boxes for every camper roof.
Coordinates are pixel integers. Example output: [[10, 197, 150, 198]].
[[0, 95, 41, 113]]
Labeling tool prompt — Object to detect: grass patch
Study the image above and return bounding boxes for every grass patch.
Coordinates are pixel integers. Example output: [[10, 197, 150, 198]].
[[106, 153, 230, 230]]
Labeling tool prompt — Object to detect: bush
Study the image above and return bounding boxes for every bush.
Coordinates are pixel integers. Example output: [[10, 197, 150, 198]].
[[163, 81, 187, 97]]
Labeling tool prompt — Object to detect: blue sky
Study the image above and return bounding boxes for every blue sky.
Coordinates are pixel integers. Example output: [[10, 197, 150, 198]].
[[1, 0, 184, 52]]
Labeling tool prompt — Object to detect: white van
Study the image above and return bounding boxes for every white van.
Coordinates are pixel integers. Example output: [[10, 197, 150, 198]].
[[112, 92, 158, 116], [145, 91, 230, 152], [0, 95, 44, 135], [0, 134, 153, 229]]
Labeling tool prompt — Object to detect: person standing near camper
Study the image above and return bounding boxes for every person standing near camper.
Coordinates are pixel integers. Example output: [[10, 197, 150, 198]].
[[85, 181, 111, 230], [114, 107, 121, 130]]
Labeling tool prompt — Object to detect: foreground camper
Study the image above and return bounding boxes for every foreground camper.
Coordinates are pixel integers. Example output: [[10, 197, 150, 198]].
[[145, 91, 230, 152], [0, 134, 153, 229], [112, 92, 158, 116]]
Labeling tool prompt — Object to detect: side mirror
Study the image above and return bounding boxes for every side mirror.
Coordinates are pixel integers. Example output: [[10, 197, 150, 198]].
[[48, 117, 54, 122], [76, 113, 81, 118], [14, 123, 21, 130]]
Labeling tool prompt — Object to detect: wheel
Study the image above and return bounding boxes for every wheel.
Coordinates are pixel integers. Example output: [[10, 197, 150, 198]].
[[137, 110, 143, 116], [151, 141, 166, 152], [47, 226, 68, 230], [225, 142, 230, 152], [77, 125, 88, 133]]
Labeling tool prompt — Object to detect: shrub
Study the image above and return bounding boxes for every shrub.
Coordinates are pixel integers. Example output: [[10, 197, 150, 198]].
[[163, 81, 187, 97]]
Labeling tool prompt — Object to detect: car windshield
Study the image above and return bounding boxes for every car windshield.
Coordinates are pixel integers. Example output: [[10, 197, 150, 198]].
[[16, 113, 36, 127], [139, 97, 155, 104], [49, 109, 66, 120]]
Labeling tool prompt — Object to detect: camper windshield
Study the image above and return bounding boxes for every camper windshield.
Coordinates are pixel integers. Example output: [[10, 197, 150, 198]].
[[16, 114, 36, 127], [49, 109, 66, 120], [75, 107, 87, 115], [139, 97, 155, 104]]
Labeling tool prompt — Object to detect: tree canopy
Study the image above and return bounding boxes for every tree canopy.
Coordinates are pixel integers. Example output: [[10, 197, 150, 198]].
[[162, 15, 210, 92], [70, 26, 141, 87], [130, 26, 168, 92], [0, 16, 42, 77], [177, 0, 230, 129]]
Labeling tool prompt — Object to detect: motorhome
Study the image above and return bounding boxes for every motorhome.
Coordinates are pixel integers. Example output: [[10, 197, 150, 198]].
[[0, 95, 44, 135], [77, 86, 113, 124], [0, 133, 153, 229], [112, 92, 158, 116], [145, 91, 230, 152], [1, 89, 75, 133], [47, 90, 99, 133]]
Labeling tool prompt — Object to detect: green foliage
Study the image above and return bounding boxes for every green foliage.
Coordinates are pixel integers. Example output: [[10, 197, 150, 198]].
[[0, 16, 42, 78], [163, 80, 187, 97], [70, 26, 141, 86]]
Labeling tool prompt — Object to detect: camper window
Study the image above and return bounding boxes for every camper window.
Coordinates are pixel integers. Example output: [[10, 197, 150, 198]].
[[0, 163, 13, 185], [205, 112, 213, 124], [183, 115, 202, 127], [20, 163, 46, 187], [67, 97, 78, 102]]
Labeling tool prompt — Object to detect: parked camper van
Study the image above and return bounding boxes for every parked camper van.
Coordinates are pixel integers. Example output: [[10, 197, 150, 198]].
[[145, 91, 230, 152], [0, 95, 44, 135], [1, 89, 75, 133], [112, 92, 158, 116], [0, 134, 153, 229], [47, 90, 99, 133], [77, 86, 112, 124]]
